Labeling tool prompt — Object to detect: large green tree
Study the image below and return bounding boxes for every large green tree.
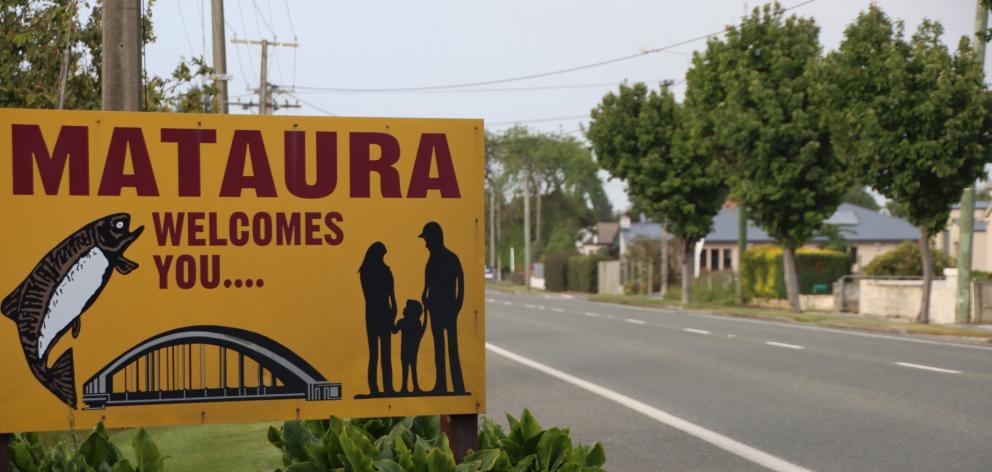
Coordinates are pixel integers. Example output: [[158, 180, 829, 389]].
[[700, 3, 847, 311], [822, 5, 992, 322], [1, 0, 217, 112], [588, 83, 727, 303]]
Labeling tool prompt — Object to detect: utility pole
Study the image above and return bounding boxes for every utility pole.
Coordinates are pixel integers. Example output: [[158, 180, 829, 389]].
[[489, 188, 496, 273], [957, 0, 988, 324], [102, 0, 142, 111], [660, 226, 668, 298], [523, 170, 532, 290], [737, 204, 748, 303], [231, 38, 298, 115], [211, 0, 229, 113]]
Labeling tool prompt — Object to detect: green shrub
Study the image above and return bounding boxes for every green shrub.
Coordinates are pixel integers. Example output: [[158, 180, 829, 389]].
[[266, 410, 605, 471], [864, 240, 954, 276], [544, 253, 571, 292], [8, 422, 163, 472], [692, 272, 737, 304], [741, 245, 852, 299], [567, 255, 608, 293]]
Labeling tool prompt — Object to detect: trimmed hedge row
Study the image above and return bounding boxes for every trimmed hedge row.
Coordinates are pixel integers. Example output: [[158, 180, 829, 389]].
[[741, 245, 851, 299], [542, 253, 609, 293]]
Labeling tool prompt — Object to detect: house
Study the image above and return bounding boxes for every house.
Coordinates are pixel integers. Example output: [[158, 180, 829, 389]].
[[618, 204, 919, 273], [577, 222, 620, 255], [934, 201, 990, 271]]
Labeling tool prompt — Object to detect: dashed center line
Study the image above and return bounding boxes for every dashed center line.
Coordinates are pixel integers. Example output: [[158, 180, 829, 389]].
[[895, 362, 962, 374], [625, 318, 646, 325], [524, 304, 538, 309], [486, 298, 496, 303], [764, 341, 804, 350], [551, 307, 565, 313], [584, 312, 601, 318], [684, 328, 711, 335]]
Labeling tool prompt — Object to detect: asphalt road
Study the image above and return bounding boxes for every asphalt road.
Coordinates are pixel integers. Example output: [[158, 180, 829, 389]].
[[482, 289, 992, 472]]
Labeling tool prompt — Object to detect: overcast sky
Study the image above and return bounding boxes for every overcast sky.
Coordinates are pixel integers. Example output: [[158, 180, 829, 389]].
[[143, 0, 989, 211]]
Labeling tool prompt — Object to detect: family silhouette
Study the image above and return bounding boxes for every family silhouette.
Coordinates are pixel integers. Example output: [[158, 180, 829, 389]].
[[355, 222, 467, 399]]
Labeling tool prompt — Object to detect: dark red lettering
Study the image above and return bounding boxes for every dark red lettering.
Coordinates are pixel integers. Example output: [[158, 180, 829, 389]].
[[276, 212, 301, 245], [208, 213, 227, 246], [220, 130, 277, 197], [229, 212, 249, 246], [305, 212, 322, 245], [187, 212, 205, 246], [200, 255, 221, 289], [252, 212, 273, 245], [407, 133, 460, 198], [175, 255, 196, 289], [349, 132, 401, 198], [153, 212, 184, 246], [154, 255, 173, 289], [99, 127, 159, 196], [161, 128, 217, 197], [324, 212, 344, 245], [12, 124, 88, 195], [285, 131, 338, 198]]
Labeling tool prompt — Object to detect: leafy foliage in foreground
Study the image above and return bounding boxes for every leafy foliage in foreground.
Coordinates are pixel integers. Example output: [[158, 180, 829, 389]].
[[864, 241, 954, 277], [8, 422, 163, 472], [267, 410, 605, 472]]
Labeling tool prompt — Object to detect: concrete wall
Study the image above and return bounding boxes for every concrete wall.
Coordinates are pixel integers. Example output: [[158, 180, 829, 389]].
[[857, 269, 961, 324], [598, 260, 623, 295]]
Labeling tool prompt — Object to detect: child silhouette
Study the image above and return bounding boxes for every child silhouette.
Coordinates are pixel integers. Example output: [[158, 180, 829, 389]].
[[393, 299, 428, 393]]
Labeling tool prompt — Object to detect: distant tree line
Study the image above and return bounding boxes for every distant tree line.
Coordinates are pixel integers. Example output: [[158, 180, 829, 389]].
[[587, 2, 991, 322]]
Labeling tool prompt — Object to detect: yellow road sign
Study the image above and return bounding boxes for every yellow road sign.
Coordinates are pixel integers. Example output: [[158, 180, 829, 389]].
[[0, 109, 485, 433]]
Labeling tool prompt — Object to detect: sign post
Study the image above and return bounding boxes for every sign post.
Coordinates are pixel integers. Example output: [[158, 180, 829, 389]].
[[0, 109, 485, 438]]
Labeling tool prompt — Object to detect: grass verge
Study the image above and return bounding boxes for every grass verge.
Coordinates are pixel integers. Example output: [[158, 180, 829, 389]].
[[108, 422, 281, 471]]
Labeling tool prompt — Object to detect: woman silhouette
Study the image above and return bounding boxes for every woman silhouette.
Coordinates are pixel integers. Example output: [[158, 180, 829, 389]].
[[358, 242, 397, 395]]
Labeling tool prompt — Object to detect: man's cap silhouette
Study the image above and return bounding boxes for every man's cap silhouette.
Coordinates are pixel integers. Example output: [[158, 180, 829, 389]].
[[418, 222, 443, 240]]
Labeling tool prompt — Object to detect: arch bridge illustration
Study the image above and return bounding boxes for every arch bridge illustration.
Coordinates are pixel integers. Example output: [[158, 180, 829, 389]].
[[83, 326, 340, 409]]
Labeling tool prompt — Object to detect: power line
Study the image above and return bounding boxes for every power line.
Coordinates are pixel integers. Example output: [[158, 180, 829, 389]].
[[283, 0, 297, 38], [488, 114, 589, 126], [279, 0, 817, 93], [176, 0, 197, 57], [235, 0, 257, 79], [251, 0, 276, 37], [289, 94, 337, 116], [283, 78, 682, 94]]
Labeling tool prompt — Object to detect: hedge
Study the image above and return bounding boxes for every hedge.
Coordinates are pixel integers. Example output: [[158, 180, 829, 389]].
[[544, 253, 571, 292], [741, 245, 852, 299], [863, 240, 953, 276], [567, 254, 608, 293]]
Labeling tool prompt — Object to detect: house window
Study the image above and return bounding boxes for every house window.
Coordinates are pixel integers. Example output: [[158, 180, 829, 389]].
[[723, 249, 732, 271], [710, 249, 720, 270]]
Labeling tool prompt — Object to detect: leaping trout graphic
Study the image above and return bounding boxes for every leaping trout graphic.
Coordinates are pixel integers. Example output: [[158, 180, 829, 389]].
[[1, 213, 143, 408]]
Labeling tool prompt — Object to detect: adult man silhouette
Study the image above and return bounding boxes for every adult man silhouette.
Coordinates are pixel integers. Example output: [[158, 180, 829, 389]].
[[419, 221, 465, 394]]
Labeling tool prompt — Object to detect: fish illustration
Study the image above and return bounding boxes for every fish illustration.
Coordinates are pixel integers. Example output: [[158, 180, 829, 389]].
[[1, 213, 144, 407]]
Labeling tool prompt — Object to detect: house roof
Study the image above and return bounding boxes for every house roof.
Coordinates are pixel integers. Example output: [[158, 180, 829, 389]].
[[620, 203, 920, 244], [596, 222, 620, 245]]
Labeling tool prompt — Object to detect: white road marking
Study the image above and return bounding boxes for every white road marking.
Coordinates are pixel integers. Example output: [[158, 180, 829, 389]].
[[895, 362, 962, 374], [487, 344, 812, 472], [684, 328, 711, 335], [551, 308, 565, 313], [501, 301, 513, 306], [605, 314, 615, 319], [625, 318, 646, 325], [765, 341, 804, 350], [726, 334, 737, 339], [545, 294, 992, 352], [524, 304, 538, 309], [584, 312, 601, 318], [486, 298, 496, 303]]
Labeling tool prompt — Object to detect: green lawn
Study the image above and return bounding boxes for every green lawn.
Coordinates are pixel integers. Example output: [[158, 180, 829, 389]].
[[108, 422, 282, 472]]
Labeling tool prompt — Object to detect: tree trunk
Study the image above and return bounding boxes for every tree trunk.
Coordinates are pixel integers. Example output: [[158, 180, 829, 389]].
[[535, 183, 542, 244], [737, 204, 748, 304], [918, 229, 933, 323], [495, 196, 502, 281], [682, 239, 693, 305], [783, 247, 802, 312], [660, 228, 668, 298]]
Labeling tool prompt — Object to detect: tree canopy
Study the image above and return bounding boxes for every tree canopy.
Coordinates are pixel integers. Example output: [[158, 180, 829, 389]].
[[1, 0, 216, 112]]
